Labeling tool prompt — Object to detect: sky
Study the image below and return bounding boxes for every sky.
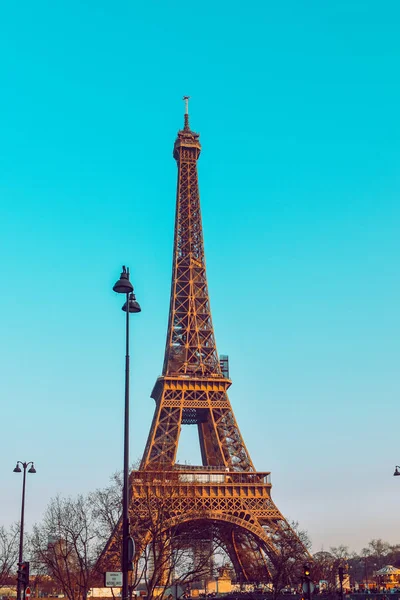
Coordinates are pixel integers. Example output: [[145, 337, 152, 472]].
[[1, 0, 399, 554]]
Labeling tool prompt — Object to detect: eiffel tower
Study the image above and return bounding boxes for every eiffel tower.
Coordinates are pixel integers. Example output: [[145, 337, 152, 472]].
[[100, 99, 300, 583]]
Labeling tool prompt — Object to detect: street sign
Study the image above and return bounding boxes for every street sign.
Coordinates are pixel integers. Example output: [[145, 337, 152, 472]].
[[25, 587, 31, 600], [105, 572, 122, 587], [302, 582, 315, 594]]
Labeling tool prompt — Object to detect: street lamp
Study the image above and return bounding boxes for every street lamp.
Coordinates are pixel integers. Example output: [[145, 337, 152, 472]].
[[13, 461, 36, 600], [393, 466, 400, 476], [113, 266, 141, 600]]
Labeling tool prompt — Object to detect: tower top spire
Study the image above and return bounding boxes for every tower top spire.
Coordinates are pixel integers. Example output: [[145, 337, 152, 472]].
[[174, 96, 200, 160], [183, 95, 190, 130]]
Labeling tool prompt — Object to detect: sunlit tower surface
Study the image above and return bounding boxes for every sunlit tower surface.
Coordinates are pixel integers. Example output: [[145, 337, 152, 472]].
[[100, 99, 302, 582]]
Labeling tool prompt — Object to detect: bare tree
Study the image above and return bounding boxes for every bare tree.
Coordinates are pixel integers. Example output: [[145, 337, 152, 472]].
[[367, 539, 390, 569], [30, 495, 99, 600], [267, 521, 311, 600], [313, 547, 350, 593], [89, 471, 123, 549], [90, 470, 144, 595], [330, 545, 350, 561], [387, 544, 400, 568], [133, 491, 223, 600], [95, 479, 226, 600], [346, 539, 392, 587], [0, 524, 19, 589]]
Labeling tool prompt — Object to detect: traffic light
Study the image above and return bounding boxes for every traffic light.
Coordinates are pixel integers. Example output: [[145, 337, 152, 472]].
[[302, 564, 313, 600], [17, 561, 30, 587]]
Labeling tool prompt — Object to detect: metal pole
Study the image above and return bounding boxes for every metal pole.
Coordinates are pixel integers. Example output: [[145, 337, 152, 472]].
[[17, 464, 27, 600], [122, 292, 130, 600]]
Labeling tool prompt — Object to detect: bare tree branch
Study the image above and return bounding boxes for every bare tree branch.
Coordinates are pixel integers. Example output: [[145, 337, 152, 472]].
[[0, 524, 19, 590], [30, 495, 99, 600]]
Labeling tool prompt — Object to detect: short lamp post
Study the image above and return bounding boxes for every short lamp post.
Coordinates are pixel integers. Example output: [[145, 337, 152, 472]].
[[13, 461, 36, 600], [113, 266, 141, 600], [393, 466, 400, 477]]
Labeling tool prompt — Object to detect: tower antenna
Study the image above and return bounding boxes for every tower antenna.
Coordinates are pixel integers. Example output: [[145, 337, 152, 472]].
[[183, 95, 190, 129]]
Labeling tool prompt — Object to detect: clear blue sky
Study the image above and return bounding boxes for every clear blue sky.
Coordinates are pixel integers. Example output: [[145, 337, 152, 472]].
[[1, 0, 399, 553]]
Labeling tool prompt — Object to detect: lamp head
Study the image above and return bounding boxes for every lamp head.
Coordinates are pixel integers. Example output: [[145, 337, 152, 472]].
[[13, 464, 22, 473], [122, 292, 141, 314], [28, 464, 36, 474], [394, 466, 400, 476], [113, 266, 133, 294]]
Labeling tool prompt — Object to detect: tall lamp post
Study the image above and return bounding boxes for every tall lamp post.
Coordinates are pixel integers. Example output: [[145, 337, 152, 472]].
[[13, 461, 36, 600], [113, 266, 141, 600]]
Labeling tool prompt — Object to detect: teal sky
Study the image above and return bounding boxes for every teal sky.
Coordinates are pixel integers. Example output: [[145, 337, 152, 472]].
[[1, 1, 399, 552]]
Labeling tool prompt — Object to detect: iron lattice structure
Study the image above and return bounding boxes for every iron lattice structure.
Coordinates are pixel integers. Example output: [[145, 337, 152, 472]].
[[99, 105, 301, 582]]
